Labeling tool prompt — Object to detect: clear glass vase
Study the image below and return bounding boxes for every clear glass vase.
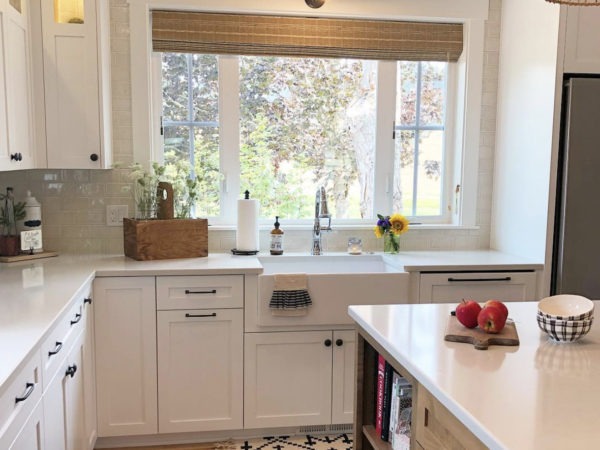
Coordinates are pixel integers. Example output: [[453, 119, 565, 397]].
[[383, 232, 400, 254]]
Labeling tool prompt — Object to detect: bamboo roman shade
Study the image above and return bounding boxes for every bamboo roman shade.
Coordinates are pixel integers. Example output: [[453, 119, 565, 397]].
[[151, 11, 464, 62]]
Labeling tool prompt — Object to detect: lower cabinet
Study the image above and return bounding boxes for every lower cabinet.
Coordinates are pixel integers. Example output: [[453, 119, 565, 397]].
[[44, 330, 86, 450], [244, 329, 354, 429], [157, 308, 243, 433], [7, 400, 44, 450], [94, 277, 157, 437], [418, 271, 538, 303]]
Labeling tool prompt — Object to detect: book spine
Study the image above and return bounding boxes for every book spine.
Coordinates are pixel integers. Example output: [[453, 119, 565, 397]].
[[388, 371, 401, 447], [375, 354, 386, 437], [381, 361, 394, 441]]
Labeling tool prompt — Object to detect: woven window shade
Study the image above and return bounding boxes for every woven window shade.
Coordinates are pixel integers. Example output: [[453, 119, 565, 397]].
[[151, 11, 464, 62]]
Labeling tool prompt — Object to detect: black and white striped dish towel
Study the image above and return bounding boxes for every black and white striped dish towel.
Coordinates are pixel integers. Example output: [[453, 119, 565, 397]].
[[269, 274, 312, 316]]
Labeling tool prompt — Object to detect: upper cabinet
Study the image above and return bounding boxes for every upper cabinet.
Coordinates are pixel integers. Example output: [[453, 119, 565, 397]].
[[31, 0, 112, 169], [0, 0, 35, 171], [563, 6, 600, 74]]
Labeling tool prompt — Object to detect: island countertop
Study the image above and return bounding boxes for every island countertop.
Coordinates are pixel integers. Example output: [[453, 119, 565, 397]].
[[348, 301, 600, 450]]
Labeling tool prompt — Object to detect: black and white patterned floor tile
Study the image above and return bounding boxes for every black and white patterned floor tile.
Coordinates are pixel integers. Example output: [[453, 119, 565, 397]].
[[236, 434, 353, 450]]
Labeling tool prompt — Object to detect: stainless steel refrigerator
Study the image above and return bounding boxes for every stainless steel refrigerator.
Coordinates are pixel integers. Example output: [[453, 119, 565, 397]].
[[552, 76, 600, 298]]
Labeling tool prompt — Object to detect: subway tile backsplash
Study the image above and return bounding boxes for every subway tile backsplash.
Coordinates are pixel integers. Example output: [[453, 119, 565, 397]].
[[0, 0, 499, 255]]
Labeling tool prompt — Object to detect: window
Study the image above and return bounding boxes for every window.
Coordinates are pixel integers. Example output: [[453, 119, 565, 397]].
[[158, 54, 453, 224]]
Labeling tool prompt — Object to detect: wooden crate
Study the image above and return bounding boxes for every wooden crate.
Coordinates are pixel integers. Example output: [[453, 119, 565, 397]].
[[123, 218, 208, 260]]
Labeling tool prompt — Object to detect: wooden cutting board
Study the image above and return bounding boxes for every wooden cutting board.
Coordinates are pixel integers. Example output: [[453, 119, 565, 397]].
[[445, 314, 519, 350]]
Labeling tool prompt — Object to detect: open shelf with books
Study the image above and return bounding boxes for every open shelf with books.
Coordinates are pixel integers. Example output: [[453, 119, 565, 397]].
[[353, 328, 418, 450]]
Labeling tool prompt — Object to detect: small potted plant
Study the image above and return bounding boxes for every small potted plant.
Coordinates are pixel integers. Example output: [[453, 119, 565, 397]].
[[0, 187, 26, 256]]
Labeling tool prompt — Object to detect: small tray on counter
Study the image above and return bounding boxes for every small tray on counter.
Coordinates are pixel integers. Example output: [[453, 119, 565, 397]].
[[0, 251, 58, 263], [445, 315, 519, 350]]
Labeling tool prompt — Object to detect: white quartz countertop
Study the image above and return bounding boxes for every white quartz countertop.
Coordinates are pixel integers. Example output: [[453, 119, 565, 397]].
[[0, 249, 541, 396], [348, 302, 600, 450]]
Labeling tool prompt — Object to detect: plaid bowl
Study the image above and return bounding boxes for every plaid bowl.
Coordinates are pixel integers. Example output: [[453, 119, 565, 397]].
[[537, 313, 593, 342]]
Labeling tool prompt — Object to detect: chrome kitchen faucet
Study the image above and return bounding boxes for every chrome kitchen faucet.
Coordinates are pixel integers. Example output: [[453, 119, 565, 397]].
[[311, 186, 331, 255]]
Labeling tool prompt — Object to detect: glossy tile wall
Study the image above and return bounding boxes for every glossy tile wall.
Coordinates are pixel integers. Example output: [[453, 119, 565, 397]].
[[0, 0, 501, 255]]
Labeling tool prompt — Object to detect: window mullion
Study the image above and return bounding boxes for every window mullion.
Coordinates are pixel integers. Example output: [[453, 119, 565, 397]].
[[374, 60, 397, 217], [218, 55, 240, 224]]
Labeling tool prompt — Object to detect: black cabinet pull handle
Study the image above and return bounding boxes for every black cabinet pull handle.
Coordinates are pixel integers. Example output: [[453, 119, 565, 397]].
[[324, 339, 332, 347], [185, 289, 217, 295], [65, 365, 77, 378], [70, 313, 82, 326], [15, 383, 34, 403], [335, 339, 343, 346], [185, 313, 217, 318], [10, 152, 22, 162], [48, 341, 63, 357], [447, 277, 512, 283], [84, 297, 92, 305]]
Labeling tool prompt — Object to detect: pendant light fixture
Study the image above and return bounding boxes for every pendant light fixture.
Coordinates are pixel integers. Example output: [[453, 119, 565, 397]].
[[305, 0, 325, 8], [545, 0, 600, 5]]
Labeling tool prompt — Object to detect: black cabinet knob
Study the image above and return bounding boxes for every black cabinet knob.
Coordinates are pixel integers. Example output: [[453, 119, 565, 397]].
[[335, 339, 343, 346], [65, 364, 77, 378], [324, 339, 332, 347], [90, 153, 99, 162]]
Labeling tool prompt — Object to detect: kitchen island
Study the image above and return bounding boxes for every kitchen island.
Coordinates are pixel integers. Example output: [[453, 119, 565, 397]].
[[349, 301, 600, 449]]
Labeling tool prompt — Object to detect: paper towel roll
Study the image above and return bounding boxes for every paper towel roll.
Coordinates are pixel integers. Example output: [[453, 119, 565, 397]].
[[236, 197, 259, 251]]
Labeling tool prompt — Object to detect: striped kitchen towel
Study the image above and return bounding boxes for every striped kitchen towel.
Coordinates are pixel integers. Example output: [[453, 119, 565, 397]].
[[269, 274, 312, 316]]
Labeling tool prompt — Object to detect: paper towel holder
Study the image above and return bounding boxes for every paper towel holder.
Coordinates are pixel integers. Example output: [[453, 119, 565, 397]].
[[233, 190, 260, 255]]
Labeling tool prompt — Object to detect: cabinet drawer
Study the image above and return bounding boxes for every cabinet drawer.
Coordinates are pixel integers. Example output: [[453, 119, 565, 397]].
[[0, 351, 42, 448], [419, 271, 537, 303], [157, 276, 243, 310], [414, 386, 485, 450], [40, 282, 91, 391]]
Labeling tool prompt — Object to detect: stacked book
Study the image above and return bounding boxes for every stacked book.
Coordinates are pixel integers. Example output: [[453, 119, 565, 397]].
[[375, 354, 412, 450]]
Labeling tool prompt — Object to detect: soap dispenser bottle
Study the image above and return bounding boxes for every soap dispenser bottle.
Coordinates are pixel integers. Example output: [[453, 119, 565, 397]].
[[270, 216, 284, 255]]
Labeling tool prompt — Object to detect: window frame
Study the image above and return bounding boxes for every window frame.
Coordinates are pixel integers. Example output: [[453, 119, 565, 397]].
[[153, 55, 456, 226], [133, 1, 486, 229]]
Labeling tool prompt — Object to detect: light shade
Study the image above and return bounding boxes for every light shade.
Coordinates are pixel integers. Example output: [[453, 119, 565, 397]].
[[546, 0, 600, 5]]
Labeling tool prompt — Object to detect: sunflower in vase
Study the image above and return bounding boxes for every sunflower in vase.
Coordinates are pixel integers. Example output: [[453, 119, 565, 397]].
[[374, 213, 409, 254]]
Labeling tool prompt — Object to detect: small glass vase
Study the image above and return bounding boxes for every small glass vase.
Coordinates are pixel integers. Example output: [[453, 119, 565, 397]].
[[383, 232, 400, 254]]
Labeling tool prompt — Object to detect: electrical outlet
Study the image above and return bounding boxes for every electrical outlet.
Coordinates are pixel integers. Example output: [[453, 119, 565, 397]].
[[106, 205, 129, 226]]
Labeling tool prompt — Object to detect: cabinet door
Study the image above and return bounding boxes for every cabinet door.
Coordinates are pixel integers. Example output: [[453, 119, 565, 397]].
[[331, 330, 355, 425], [419, 272, 537, 303], [39, 0, 103, 168], [8, 399, 44, 450], [157, 309, 243, 433], [43, 330, 86, 450], [94, 277, 157, 437], [244, 331, 333, 429], [2, 0, 34, 170]]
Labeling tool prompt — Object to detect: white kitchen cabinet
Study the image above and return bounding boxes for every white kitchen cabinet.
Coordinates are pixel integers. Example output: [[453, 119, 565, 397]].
[[43, 329, 86, 450], [245, 329, 355, 429], [563, 6, 600, 74], [4, 400, 44, 450], [157, 308, 243, 433], [331, 330, 355, 425], [0, 0, 35, 171], [41, 285, 95, 450], [0, 350, 42, 449], [94, 276, 157, 437], [418, 271, 538, 303], [30, 0, 112, 168]]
